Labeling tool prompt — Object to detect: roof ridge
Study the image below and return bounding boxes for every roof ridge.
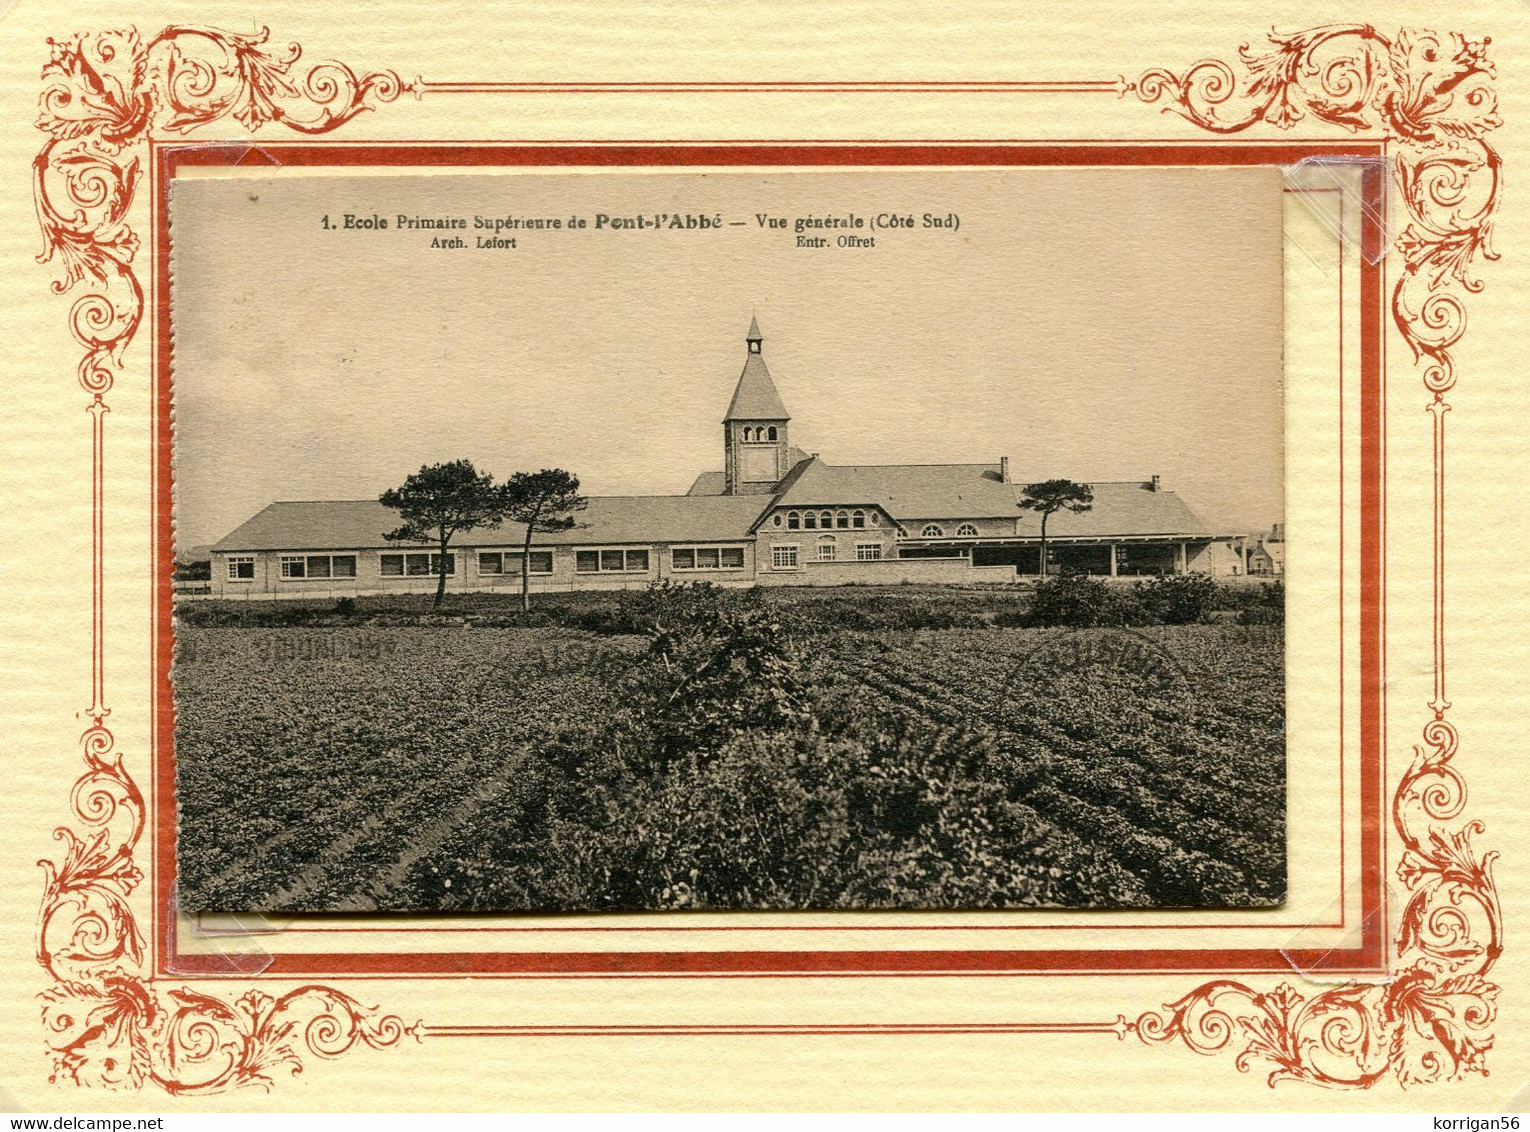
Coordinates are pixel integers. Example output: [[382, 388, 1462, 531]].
[[268, 493, 767, 505], [815, 461, 998, 470]]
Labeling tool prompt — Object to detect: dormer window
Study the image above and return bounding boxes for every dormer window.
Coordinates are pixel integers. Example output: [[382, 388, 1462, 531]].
[[804, 512, 817, 529], [852, 510, 866, 528], [922, 524, 945, 538], [787, 511, 800, 530], [836, 511, 850, 529], [956, 523, 979, 537], [767, 426, 778, 441]]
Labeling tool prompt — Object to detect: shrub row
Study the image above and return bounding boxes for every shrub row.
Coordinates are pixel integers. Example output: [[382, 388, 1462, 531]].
[[176, 575, 1282, 633]]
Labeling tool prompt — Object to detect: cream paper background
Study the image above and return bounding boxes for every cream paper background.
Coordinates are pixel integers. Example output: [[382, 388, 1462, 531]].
[[0, 0, 1526, 1112]]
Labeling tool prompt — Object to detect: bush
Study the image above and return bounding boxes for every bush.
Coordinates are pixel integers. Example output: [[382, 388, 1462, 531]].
[[627, 583, 811, 769], [511, 714, 1150, 910], [1236, 580, 1286, 625], [1027, 570, 1139, 627], [1135, 572, 1219, 625]]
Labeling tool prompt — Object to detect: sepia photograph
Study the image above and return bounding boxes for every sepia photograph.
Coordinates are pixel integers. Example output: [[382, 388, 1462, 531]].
[[170, 166, 1287, 914]]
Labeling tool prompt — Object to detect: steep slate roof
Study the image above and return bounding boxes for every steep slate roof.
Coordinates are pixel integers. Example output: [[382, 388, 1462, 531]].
[[771, 459, 1018, 518], [766, 461, 1216, 537], [213, 495, 773, 552], [213, 501, 416, 552], [1015, 481, 1213, 539], [723, 352, 790, 421], [686, 470, 726, 496]]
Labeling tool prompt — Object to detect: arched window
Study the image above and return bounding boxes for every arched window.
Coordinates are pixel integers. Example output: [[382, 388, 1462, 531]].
[[804, 512, 817, 529], [767, 426, 777, 441], [836, 511, 850, 529], [956, 523, 979, 537], [852, 510, 866, 528], [820, 511, 833, 529], [787, 511, 800, 529], [921, 524, 945, 538]]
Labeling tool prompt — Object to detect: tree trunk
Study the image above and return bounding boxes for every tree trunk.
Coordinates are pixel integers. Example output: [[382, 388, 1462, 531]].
[[519, 501, 545, 613], [520, 521, 536, 613], [1039, 513, 1049, 578], [520, 531, 532, 612], [434, 533, 449, 609]]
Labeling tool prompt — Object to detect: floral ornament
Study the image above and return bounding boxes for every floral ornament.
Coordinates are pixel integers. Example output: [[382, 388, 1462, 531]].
[[41, 978, 414, 1094], [35, 26, 415, 1093], [1137, 25, 1499, 397], [1134, 27, 1500, 1089], [35, 26, 411, 396]]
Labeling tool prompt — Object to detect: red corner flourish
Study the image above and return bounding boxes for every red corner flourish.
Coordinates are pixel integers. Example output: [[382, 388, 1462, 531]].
[[34, 26, 416, 1093], [1134, 25, 1500, 1088]]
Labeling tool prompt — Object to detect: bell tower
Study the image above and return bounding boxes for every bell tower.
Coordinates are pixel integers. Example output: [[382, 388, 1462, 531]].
[[723, 316, 791, 494]]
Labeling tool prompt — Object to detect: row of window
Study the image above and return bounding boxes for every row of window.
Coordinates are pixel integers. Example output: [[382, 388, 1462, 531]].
[[739, 426, 778, 443], [576, 549, 650, 573], [921, 523, 979, 538], [673, 546, 746, 571], [770, 515, 982, 537], [769, 542, 883, 569], [227, 546, 749, 581], [479, 551, 554, 575], [382, 553, 453, 577], [232, 540, 894, 582], [775, 509, 878, 531], [276, 554, 357, 579]]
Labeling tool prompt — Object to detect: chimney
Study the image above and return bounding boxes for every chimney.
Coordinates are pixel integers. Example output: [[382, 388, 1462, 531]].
[[1000, 456, 1010, 484], [1150, 474, 1161, 492]]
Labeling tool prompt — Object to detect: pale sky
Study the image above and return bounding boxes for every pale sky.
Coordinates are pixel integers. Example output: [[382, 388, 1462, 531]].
[[171, 167, 1284, 548]]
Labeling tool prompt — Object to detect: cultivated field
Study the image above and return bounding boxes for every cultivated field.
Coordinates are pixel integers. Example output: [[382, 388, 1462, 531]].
[[174, 584, 1285, 913]]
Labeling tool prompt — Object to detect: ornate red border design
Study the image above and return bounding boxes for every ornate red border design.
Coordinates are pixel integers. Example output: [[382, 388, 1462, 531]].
[[35, 27, 417, 1092], [1132, 25, 1501, 1088], [33, 23, 1500, 1093]]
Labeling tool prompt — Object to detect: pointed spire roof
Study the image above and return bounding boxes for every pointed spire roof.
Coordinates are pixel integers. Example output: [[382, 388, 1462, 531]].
[[747, 314, 762, 341], [724, 318, 790, 421]]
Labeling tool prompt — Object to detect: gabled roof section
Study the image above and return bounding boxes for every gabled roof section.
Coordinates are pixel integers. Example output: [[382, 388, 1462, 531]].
[[724, 353, 790, 421], [212, 495, 774, 552], [213, 501, 420, 553], [1013, 481, 1214, 539], [687, 470, 725, 496], [771, 460, 1017, 519], [764, 464, 1220, 538]]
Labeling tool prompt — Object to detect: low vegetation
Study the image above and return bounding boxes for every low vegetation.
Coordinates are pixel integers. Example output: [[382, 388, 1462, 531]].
[[174, 579, 1285, 913]]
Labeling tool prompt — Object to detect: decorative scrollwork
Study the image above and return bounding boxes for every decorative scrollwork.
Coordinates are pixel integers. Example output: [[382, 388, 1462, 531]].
[[36, 19, 1504, 1097], [1134, 25, 1500, 1089], [1138, 24, 1499, 398], [35, 25, 415, 1093], [35, 25, 412, 398]]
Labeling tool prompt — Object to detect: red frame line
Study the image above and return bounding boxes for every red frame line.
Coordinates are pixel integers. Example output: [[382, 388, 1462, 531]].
[[416, 80, 1134, 95], [152, 140, 1386, 979]]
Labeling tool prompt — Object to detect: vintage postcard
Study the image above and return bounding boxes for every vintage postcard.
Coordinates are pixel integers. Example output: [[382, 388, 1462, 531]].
[[2, 0, 1524, 1114], [168, 167, 1285, 916]]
